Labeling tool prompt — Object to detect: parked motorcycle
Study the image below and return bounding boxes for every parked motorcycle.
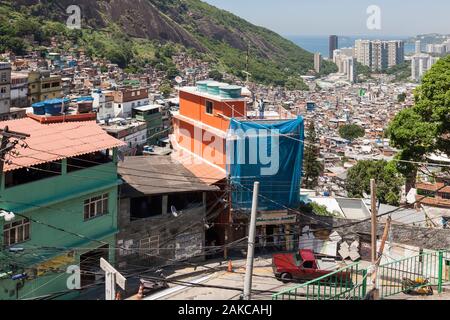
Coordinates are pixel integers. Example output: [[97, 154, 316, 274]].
[[401, 277, 434, 296]]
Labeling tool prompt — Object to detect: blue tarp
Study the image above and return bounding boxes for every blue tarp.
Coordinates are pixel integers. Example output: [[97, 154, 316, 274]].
[[227, 116, 305, 211]]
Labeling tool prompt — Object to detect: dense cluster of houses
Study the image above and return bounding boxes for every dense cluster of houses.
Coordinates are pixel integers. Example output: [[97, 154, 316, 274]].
[[1, 38, 449, 301]]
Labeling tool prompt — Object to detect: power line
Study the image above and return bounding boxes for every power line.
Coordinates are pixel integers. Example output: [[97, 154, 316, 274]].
[[21, 144, 296, 184]]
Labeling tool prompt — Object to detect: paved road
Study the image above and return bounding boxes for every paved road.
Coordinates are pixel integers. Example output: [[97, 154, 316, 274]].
[[130, 256, 450, 301], [145, 257, 294, 300]]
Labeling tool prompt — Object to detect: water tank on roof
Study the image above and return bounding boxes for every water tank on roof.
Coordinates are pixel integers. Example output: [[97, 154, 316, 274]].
[[196, 80, 211, 93], [76, 96, 94, 114], [32, 102, 46, 115], [76, 96, 94, 102], [208, 82, 228, 96], [219, 85, 242, 99], [43, 98, 70, 116]]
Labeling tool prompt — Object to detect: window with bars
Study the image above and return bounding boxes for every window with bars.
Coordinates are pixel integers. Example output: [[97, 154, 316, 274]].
[[84, 194, 109, 221], [139, 235, 159, 257], [3, 219, 30, 247]]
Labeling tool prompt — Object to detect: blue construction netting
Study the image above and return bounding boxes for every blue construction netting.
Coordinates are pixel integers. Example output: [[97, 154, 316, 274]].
[[227, 116, 304, 211]]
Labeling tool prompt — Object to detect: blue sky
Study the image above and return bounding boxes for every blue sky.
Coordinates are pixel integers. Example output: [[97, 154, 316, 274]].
[[203, 0, 449, 36]]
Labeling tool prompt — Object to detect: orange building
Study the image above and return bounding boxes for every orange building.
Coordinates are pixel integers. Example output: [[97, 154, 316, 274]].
[[171, 81, 302, 253], [172, 83, 247, 172]]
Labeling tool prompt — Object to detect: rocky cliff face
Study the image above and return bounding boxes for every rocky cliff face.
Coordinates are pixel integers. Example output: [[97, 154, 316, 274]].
[[9, 0, 337, 85], [14, 0, 204, 50], [14, 0, 311, 62]]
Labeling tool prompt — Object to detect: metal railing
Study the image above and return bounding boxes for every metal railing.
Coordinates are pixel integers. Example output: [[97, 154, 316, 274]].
[[272, 262, 367, 300], [272, 250, 447, 300], [378, 250, 445, 298]]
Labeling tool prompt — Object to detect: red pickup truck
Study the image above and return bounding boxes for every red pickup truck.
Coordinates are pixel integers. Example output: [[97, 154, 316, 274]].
[[272, 249, 352, 285]]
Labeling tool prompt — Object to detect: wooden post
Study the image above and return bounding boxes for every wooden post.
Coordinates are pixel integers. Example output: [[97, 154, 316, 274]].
[[370, 179, 377, 264], [0, 127, 9, 181], [224, 185, 232, 260], [0, 126, 30, 189], [371, 216, 392, 299]]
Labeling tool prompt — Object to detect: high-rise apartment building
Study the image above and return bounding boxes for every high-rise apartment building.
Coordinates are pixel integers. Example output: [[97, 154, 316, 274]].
[[0, 62, 11, 117], [355, 40, 372, 69], [355, 39, 404, 72], [387, 40, 405, 68], [314, 52, 322, 73], [329, 35, 338, 59], [415, 40, 422, 54], [411, 54, 440, 81], [426, 40, 450, 55], [347, 57, 357, 83], [371, 40, 388, 71], [333, 49, 357, 83]]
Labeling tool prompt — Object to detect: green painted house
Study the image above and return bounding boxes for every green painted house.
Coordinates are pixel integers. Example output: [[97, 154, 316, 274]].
[[132, 105, 165, 145], [0, 117, 124, 300]]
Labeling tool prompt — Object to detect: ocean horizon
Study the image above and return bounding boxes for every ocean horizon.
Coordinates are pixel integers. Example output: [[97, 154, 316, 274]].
[[286, 35, 415, 58]]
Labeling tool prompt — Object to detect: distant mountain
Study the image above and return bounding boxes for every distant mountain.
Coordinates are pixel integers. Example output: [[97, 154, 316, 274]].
[[2, 0, 337, 87], [406, 33, 450, 45]]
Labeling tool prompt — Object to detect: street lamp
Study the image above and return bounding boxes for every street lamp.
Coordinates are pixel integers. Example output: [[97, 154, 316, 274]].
[[0, 210, 15, 222]]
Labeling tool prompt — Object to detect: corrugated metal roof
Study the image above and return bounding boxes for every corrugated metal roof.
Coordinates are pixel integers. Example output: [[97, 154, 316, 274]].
[[171, 150, 226, 185], [169, 134, 227, 185], [1, 118, 125, 172], [119, 156, 219, 196]]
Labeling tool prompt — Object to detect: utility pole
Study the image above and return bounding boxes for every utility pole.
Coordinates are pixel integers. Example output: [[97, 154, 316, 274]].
[[243, 182, 259, 301], [369, 216, 392, 300], [0, 126, 30, 187], [100, 258, 126, 301], [0, 127, 9, 176], [370, 179, 377, 264], [224, 184, 232, 260]]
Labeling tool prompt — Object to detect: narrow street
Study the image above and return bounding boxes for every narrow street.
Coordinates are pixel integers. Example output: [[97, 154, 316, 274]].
[[128, 256, 295, 300]]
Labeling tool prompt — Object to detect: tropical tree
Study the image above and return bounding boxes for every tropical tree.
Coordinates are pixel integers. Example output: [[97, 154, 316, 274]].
[[387, 55, 450, 191], [397, 93, 407, 102], [339, 124, 365, 141], [303, 122, 322, 189], [345, 160, 404, 206], [159, 81, 172, 98], [208, 69, 224, 81]]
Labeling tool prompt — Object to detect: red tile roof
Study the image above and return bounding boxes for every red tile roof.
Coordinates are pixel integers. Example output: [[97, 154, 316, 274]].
[[1, 118, 125, 172]]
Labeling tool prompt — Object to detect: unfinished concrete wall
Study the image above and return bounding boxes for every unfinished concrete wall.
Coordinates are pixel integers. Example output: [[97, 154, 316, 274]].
[[299, 215, 450, 251], [116, 197, 206, 269]]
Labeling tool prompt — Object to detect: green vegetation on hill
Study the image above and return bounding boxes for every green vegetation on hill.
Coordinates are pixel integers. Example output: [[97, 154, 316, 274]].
[[356, 62, 372, 80], [0, 0, 337, 88], [339, 124, 365, 141], [386, 61, 411, 82], [355, 61, 411, 83]]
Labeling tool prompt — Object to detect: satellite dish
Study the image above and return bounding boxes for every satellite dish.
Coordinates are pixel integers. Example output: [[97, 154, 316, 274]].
[[0, 210, 15, 222], [175, 76, 183, 84], [171, 206, 179, 218]]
